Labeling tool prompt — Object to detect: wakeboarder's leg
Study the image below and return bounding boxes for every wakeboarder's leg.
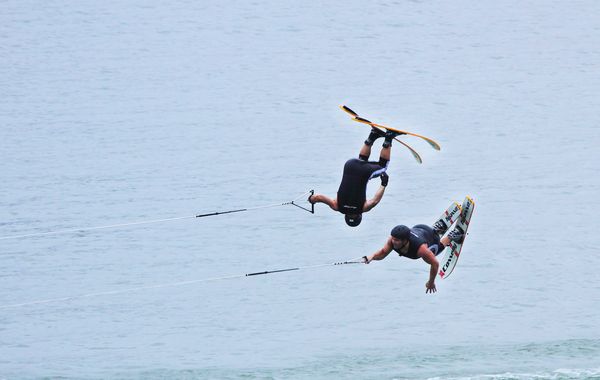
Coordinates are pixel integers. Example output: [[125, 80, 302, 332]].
[[378, 131, 399, 166], [360, 128, 386, 161]]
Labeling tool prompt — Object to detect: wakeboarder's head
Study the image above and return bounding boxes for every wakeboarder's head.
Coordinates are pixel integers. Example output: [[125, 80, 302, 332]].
[[345, 214, 362, 227]]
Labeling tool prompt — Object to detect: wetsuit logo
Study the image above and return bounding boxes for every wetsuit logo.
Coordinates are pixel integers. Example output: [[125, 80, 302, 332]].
[[429, 244, 440, 255]]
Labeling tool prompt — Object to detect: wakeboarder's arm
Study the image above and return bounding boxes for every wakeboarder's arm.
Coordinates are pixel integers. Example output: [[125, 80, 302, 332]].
[[309, 193, 338, 211], [364, 237, 393, 264], [363, 185, 385, 212], [418, 244, 439, 294]]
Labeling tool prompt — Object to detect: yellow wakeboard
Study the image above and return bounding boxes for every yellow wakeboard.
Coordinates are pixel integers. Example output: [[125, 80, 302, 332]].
[[340, 105, 441, 151]]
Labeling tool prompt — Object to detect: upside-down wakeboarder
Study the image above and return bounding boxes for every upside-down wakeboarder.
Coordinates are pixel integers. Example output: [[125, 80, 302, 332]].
[[309, 127, 400, 226]]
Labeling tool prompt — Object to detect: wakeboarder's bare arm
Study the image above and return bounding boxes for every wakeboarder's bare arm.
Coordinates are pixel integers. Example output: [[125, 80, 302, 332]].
[[364, 237, 393, 264], [309, 193, 338, 211], [418, 244, 439, 294], [363, 185, 386, 212]]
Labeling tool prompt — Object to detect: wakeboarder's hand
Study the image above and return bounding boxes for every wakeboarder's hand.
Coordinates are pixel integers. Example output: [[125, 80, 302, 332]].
[[425, 281, 437, 294], [380, 172, 389, 187]]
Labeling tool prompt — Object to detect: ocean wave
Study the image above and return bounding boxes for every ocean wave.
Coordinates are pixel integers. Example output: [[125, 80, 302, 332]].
[[426, 367, 600, 380]]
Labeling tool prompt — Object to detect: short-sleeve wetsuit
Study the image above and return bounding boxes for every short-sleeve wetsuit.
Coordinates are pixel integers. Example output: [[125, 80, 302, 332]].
[[393, 224, 445, 259], [336, 158, 387, 215]]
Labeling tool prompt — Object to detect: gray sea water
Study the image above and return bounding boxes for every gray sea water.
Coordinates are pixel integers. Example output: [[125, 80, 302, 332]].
[[2, 1, 600, 379]]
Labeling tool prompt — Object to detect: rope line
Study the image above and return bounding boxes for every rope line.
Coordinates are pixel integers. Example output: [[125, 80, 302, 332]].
[[0, 215, 198, 241], [0, 190, 314, 241], [0, 256, 364, 309]]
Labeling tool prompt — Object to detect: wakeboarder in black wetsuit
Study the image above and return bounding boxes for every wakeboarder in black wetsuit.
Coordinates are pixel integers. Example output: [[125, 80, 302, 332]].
[[309, 127, 400, 226], [362, 224, 465, 293]]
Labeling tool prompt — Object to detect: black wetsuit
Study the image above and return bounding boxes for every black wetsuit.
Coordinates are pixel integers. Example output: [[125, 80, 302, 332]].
[[336, 158, 386, 215], [394, 224, 445, 259]]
